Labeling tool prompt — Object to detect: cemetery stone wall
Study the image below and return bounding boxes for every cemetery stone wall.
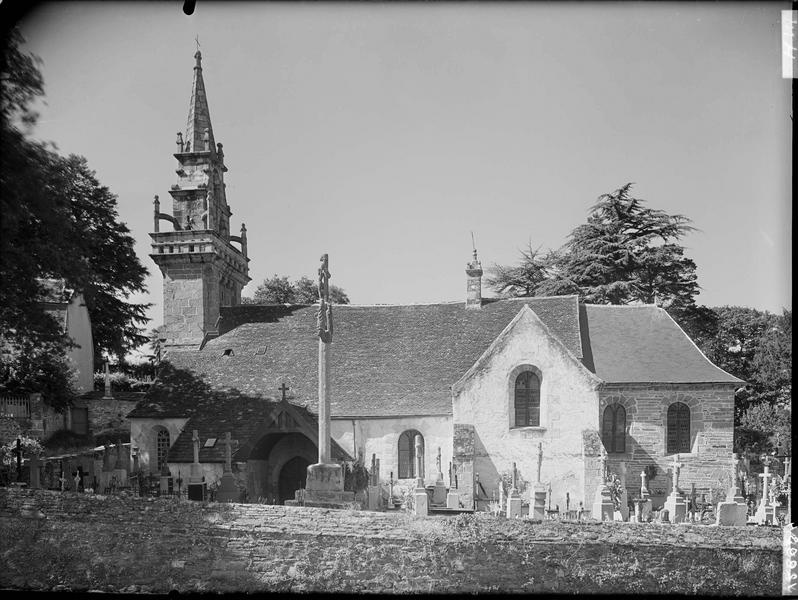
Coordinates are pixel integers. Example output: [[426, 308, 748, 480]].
[[0, 487, 781, 594]]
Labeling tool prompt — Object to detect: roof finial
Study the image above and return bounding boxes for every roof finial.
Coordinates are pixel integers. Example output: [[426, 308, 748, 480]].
[[194, 35, 202, 66]]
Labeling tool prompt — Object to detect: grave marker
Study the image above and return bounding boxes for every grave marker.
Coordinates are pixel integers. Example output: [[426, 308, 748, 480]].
[[506, 461, 522, 519], [187, 429, 206, 501], [716, 453, 747, 526], [664, 454, 687, 523], [592, 451, 614, 521], [755, 456, 775, 525], [413, 434, 428, 515]]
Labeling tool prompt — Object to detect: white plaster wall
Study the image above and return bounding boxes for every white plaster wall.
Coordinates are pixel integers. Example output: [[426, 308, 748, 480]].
[[130, 417, 189, 473], [331, 415, 453, 486], [453, 309, 600, 509], [65, 293, 94, 394]]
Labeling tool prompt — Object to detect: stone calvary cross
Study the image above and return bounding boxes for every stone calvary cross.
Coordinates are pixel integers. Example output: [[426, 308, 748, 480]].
[[222, 431, 239, 474], [316, 253, 333, 464]]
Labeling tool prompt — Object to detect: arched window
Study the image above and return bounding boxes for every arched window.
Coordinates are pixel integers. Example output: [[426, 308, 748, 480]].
[[514, 371, 540, 427], [156, 428, 170, 472], [602, 404, 626, 453], [667, 402, 690, 454], [398, 430, 424, 479]]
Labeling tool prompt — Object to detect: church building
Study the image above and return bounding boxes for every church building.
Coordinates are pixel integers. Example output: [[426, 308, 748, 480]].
[[129, 52, 741, 510]]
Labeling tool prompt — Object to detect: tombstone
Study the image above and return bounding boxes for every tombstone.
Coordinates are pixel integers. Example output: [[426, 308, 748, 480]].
[[532, 442, 548, 520], [716, 455, 748, 526], [617, 463, 630, 521], [187, 429, 206, 501], [754, 458, 775, 525], [663, 454, 687, 524], [29, 454, 41, 490], [446, 460, 459, 508], [367, 453, 382, 510], [592, 452, 614, 521], [413, 434, 428, 516], [431, 448, 447, 506], [506, 462, 522, 519], [159, 462, 174, 495], [216, 432, 240, 503]]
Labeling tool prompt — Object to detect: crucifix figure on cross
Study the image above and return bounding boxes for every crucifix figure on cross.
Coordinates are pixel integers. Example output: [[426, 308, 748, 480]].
[[317, 254, 333, 343], [278, 383, 290, 402]]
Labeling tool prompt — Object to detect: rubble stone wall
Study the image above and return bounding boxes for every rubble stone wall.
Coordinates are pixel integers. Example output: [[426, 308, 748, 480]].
[[0, 488, 781, 595]]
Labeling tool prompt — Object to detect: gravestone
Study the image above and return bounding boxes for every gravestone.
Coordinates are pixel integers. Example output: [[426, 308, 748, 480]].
[[716, 453, 747, 526], [29, 454, 41, 489], [754, 457, 775, 525], [506, 462, 522, 519], [663, 454, 687, 524], [531, 442, 547, 519], [413, 434, 428, 516], [432, 448, 447, 506], [446, 460, 459, 508], [592, 452, 614, 521], [187, 429, 206, 501], [216, 431, 240, 502], [159, 462, 173, 495], [638, 469, 653, 522], [367, 453, 382, 510], [618, 462, 629, 521]]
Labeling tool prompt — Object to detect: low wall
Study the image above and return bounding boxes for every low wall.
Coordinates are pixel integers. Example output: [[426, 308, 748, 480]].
[[0, 488, 782, 594]]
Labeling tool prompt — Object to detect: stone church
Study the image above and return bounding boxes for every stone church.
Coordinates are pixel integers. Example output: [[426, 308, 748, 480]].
[[128, 51, 741, 510]]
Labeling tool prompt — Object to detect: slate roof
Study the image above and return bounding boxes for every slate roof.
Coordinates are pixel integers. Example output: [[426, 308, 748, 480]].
[[582, 304, 742, 384], [148, 296, 581, 419], [129, 296, 739, 421]]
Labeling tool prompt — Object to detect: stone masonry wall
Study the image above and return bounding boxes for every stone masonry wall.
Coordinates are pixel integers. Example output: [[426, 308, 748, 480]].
[[600, 383, 736, 503], [0, 488, 782, 595]]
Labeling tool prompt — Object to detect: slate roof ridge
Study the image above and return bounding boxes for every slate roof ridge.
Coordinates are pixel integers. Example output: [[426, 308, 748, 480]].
[[232, 295, 580, 309]]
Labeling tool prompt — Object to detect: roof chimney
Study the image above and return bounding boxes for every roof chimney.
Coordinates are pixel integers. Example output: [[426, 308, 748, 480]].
[[465, 249, 483, 309]]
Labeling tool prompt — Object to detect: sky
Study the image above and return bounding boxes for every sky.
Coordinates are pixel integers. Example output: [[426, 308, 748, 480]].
[[13, 2, 793, 344]]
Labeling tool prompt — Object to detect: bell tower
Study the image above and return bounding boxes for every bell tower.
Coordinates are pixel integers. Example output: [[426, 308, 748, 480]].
[[150, 50, 250, 349]]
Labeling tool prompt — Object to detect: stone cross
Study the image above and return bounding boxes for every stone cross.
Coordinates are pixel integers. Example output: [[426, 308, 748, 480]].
[[729, 453, 741, 496], [566, 491, 570, 512], [414, 434, 424, 487], [436, 447, 442, 476], [192, 430, 200, 465], [600, 451, 608, 480], [758, 463, 772, 506], [640, 470, 648, 494], [278, 383, 290, 402], [73, 469, 81, 492], [222, 432, 238, 474], [536, 442, 543, 483], [671, 454, 683, 492], [59, 469, 67, 492], [316, 253, 333, 464], [511, 461, 518, 490], [14, 437, 22, 481], [103, 361, 112, 398]]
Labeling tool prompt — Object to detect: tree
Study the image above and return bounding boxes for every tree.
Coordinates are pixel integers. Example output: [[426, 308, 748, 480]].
[[485, 243, 556, 297], [489, 184, 700, 312], [0, 29, 149, 406], [244, 275, 350, 304]]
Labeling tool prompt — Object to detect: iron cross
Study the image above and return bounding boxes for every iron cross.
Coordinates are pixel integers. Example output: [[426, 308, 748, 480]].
[[195, 35, 201, 52], [279, 383, 290, 401]]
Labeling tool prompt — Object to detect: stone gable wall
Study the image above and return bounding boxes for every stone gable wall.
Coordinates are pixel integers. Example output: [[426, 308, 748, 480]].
[[453, 311, 600, 510], [600, 383, 736, 503], [0, 488, 781, 594]]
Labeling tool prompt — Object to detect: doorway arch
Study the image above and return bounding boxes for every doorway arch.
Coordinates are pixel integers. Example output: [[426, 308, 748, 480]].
[[278, 456, 311, 504]]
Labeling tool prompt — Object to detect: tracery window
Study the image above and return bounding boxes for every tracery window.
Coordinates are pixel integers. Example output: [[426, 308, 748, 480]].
[[602, 404, 626, 453], [514, 371, 541, 427], [156, 428, 170, 472], [667, 402, 690, 454], [398, 430, 423, 479]]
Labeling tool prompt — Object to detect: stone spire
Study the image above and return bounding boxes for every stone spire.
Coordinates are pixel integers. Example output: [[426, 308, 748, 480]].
[[185, 51, 215, 154]]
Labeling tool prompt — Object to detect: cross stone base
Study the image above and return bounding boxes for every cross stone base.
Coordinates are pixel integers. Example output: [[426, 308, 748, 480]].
[[592, 485, 615, 522], [664, 492, 687, 524], [506, 494, 522, 519], [532, 484, 547, 520], [286, 463, 356, 509], [755, 502, 775, 525]]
